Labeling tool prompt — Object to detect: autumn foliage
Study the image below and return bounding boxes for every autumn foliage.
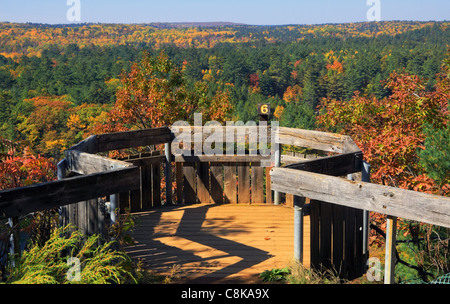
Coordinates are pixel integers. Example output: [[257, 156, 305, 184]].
[[0, 138, 56, 190], [17, 95, 110, 157], [1, 20, 449, 282], [317, 55, 450, 276], [1, 21, 447, 58], [92, 51, 233, 135], [318, 69, 449, 195]]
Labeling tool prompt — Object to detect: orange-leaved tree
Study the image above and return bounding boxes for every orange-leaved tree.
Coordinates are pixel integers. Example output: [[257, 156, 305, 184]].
[[16, 96, 110, 158], [317, 58, 450, 281], [0, 137, 57, 274], [91, 51, 233, 135], [17, 95, 73, 157], [0, 138, 56, 191], [317, 71, 448, 194]]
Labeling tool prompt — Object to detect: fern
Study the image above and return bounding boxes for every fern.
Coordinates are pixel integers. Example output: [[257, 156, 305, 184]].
[[6, 225, 136, 284]]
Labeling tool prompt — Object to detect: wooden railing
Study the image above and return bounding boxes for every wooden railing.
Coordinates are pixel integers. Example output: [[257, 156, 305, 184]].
[[0, 128, 171, 219], [271, 126, 450, 283], [1, 124, 449, 283]]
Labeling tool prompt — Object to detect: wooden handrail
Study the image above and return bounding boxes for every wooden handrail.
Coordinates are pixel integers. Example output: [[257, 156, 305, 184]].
[[1, 128, 173, 218], [65, 150, 133, 175], [5, 124, 449, 231], [2, 125, 449, 284], [68, 127, 172, 153], [270, 167, 450, 229], [283, 151, 363, 176], [0, 166, 140, 218]]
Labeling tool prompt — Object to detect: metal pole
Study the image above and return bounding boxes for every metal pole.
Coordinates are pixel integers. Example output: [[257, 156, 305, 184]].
[[361, 162, 371, 258], [109, 194, 117, 225], [273, 143, 281, 205], [8, 217, 16, 268], [294, 196, 305, 263], [57, 159, 68, 227], [165, 142, 172, 205]]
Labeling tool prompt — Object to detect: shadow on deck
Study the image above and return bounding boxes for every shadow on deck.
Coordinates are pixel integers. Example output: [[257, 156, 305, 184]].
[[124, 204, 305, 284]]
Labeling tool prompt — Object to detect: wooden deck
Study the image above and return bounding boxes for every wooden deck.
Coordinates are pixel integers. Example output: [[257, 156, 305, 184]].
[[125, 204, 310, 284]]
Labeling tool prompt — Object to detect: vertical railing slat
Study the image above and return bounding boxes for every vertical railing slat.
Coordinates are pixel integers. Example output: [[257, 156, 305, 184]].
[[197, 162, 210, 204], [210, 163, 224, 204], [238, 162, 250, 204], [183, 162, 197, 204], [251, 165, 264, 204], [176, 162, 183, 204], [224, 162, 237, 204]]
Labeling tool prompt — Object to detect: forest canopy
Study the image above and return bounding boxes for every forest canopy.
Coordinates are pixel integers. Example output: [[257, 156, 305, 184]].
[[0, 21, 448, 160], [0, 20, 449, 283]]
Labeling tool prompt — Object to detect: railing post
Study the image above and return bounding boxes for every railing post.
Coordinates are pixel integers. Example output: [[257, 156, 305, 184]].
[[165, 142, 172, 205], [361, 161, 370, 259], [384, 215, 397, 284], [294, 196, 305, 263], [110, 194, 117, 225], [273, 142, 281, 205], [57, 159, 68, 227], [8, 217, 19, 267]]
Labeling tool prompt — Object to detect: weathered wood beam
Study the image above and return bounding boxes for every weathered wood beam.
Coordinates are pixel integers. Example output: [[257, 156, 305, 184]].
[[170, 126, 264, 142], [170, 126, 359, 155], [270, 167, 450, 228], [68, 135, 99, 154], [174, 154, 272, 163], [343, 136, 361, 153], [283, 152, 363, 176], [0, 167, 140, 218], [277, 127, 352, 153], [96, 127, 172, 152], [281, 155, 314, 165], [119, 155, 166, 167], [68, 128, 172, 153], [65, 150, 133, 175], [69, 126, 360, 156]]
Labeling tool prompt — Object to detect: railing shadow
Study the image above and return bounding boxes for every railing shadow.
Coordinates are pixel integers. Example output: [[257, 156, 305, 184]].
[[125, 204, 271, 283], [175, 204, 271, 283]]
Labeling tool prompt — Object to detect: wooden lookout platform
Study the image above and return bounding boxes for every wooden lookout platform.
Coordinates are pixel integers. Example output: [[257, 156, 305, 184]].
[[125, 204, 309, 283], [2, 121, 450, 284]]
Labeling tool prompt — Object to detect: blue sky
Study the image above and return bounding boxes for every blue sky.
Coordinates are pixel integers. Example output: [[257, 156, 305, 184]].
[[0, 0, 449, 25]]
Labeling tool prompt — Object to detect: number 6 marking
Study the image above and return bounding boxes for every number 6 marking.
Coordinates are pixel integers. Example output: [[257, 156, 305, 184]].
[[260, 104, 268, 114]]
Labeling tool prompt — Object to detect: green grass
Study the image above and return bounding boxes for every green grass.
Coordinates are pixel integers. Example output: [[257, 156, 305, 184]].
[[260, 259, 343, 284]]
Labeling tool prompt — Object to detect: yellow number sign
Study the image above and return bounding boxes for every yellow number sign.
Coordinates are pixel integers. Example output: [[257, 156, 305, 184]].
[[258, 103, 271, 115]]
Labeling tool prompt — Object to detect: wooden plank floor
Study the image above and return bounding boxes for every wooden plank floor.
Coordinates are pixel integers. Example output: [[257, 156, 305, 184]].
[[125, 204, 310, 284]]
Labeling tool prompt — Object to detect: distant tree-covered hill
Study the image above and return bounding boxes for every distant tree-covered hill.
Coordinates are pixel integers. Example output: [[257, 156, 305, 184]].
[[0, 21, 447, 57]]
